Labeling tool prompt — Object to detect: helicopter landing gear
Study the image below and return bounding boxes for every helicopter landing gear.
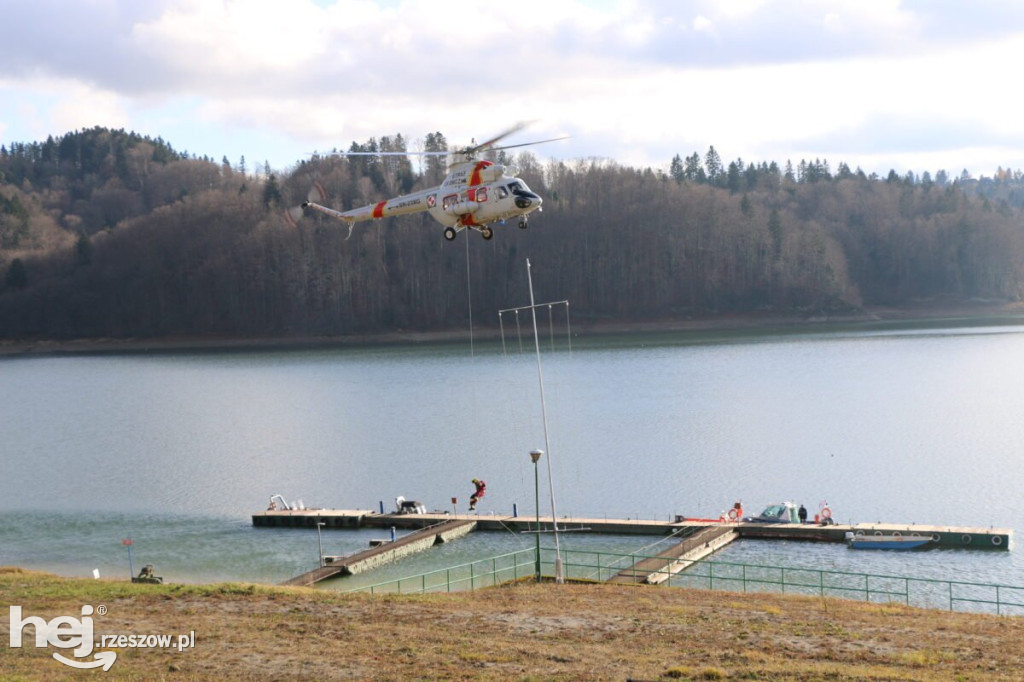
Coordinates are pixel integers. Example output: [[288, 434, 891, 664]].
[[443, 226, 457, 241], [518, 217, 528, 230], [481, 227, 493, 240]]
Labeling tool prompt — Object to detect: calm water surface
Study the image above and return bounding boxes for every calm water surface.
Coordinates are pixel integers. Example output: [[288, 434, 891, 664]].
[[3, 322, 1024, 589]]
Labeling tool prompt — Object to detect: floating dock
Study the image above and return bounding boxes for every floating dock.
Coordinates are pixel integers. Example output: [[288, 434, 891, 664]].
[[254, 509, 1012, 550]]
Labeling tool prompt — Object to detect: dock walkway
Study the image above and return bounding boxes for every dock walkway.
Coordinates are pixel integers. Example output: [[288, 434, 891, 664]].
[[281, 518, 476, 587], [281, 565, 347, 587], [608, 526, 738, 585]]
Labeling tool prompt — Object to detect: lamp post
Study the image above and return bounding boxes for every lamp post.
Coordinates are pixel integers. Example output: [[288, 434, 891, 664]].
[[316, 520, 326, 568], [530, 449, 543, 582]]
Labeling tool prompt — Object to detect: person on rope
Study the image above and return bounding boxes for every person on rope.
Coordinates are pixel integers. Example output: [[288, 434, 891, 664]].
[[469, 478, 487, 511]]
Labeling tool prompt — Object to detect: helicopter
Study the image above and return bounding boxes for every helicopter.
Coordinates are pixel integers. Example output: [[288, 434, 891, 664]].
[[290, 123, 565, 241]]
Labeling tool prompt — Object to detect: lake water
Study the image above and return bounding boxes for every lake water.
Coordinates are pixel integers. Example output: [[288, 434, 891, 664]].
[[3, 321, 1024, 590]]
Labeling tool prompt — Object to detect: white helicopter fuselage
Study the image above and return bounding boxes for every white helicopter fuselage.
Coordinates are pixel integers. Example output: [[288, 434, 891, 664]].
[[302, 159, 543, 240]]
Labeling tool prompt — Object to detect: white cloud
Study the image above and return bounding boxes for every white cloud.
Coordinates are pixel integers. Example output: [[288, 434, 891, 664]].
[[51, 83, 132, 134], [0, 77, 131, 142], [3, 0, 1024, 177], [692, 15, 715, 35]]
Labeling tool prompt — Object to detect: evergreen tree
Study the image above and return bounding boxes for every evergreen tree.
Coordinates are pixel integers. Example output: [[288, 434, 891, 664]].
[[5, 257, 27, 289], [262, 173, 283, 208], [784, 161, 795, 183], [727, 160, 742, 193], [684, 153, 704, 183], [424, 132, 447, 184], [75, 232, 93, 267], [669, 154, 684, 184], [704, 146, 722, 185], [744, 162, 758, 190]]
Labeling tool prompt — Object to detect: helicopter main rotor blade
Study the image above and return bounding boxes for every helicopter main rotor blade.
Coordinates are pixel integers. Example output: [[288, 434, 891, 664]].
[[486, 135, 570, 153], [314, 122, 565, 159], [466, 121, 532, 154], [320, 151, 448, 157]]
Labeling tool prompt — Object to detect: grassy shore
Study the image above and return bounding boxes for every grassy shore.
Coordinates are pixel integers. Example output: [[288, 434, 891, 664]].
[[3, 567, 1024, 680]]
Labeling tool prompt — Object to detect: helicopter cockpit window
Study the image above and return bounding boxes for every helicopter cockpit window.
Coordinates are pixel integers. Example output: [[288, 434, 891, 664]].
[[508, 182, 523, 193], [496, 186, 509, 199]]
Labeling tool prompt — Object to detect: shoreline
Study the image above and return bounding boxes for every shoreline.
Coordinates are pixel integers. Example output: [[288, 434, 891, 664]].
[[3, 300, 1024, 357]]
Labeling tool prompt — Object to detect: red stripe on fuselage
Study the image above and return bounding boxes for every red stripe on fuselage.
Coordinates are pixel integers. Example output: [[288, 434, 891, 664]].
[[372, 201, 387, 218], [469, 161, 493, 186]]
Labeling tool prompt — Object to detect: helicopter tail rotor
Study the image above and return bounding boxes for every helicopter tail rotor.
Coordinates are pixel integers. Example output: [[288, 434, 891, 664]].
[[311, 181, 328, 203], [284, 182, 330, 227], [284, 205, 303, 228]]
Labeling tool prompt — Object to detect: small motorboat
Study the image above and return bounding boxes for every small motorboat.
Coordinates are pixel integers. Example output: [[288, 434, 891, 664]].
[[845, 532, 933, 550], [744, 501, 800, 524]]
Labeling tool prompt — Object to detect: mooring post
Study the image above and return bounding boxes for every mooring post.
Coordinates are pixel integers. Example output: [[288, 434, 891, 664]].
[[316, 521, 325, 568], [513, 503, 518, 518], [379, 500, 384, 514]]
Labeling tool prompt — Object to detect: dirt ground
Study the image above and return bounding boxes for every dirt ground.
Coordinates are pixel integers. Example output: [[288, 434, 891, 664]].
[[3, 568, 1024, 680]]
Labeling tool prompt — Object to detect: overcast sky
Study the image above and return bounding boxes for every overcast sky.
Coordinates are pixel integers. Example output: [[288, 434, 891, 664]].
[[2, 0, 1024, 178]]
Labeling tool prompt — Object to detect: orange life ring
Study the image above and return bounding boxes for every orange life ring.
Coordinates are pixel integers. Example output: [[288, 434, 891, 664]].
[[727, 508, 739, 521], [820, 506, 832, 520]]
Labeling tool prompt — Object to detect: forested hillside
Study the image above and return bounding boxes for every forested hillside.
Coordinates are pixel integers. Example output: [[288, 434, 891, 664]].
[[2, 127, 1023, 341]]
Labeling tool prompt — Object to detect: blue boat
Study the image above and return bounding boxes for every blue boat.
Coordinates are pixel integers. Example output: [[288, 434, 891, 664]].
[[845, 531, 933, 550]]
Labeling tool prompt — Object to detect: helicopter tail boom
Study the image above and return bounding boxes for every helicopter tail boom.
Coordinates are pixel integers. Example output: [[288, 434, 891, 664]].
[[302, 200, 355, 223], [303, 187, 435, 225]]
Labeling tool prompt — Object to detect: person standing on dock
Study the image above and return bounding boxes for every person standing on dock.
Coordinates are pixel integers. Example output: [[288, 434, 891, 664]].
[[798, 504, 808, 524], [469, 478, 487, 511]]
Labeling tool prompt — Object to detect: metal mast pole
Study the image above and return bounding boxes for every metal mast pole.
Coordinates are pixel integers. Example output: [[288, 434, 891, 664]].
[[526, 259, 562, 582], [465, 235, 474, 356]]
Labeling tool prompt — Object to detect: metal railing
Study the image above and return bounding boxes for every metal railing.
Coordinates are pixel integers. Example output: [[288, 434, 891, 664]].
[[346, 549, 535, 595], [553, 547, 1024, 615], [345, 546, 1024, 615]]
